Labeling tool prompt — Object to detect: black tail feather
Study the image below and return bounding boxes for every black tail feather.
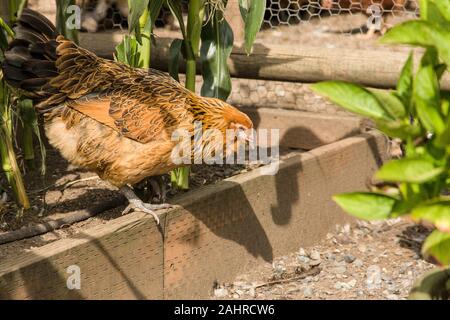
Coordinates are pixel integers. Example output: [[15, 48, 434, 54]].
[[2, 8, 59, 100]]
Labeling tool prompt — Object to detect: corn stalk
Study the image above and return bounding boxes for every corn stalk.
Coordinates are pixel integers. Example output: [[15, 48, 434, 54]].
[[0, 15, 29, 209]]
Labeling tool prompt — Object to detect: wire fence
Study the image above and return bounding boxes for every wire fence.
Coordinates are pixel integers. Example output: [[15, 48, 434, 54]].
[[74, 0, 420, 33]]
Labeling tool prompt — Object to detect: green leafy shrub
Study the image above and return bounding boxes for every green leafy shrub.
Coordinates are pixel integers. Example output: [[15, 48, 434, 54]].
[[311, 0, 450, 267]]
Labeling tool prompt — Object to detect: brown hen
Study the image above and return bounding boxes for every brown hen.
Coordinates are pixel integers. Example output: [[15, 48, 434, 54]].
[[2, 9, 253, 223]]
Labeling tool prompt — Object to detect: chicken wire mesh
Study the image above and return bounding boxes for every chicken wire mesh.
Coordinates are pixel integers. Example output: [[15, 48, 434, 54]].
[[74, 0, 419, 34]]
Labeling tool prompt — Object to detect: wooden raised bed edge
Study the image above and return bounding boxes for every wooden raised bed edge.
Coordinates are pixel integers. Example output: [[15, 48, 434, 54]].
[[0, 115, 388, 299]]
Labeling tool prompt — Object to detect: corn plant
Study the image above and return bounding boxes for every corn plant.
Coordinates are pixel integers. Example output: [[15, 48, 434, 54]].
[[312, 0, 450, 271], [116, 0, 265, 190], [0, 2, 30, 209], [56, 0, 79, 43]]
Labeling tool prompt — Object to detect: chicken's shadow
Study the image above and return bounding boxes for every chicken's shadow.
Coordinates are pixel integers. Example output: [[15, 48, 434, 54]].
[[179, 181, 274, 263]]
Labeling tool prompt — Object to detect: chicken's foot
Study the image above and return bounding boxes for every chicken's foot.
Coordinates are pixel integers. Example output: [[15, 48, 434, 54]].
[[120, 185, 172, 224]]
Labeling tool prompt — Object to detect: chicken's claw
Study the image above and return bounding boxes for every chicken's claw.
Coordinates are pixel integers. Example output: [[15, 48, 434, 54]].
[[120, 185, 172, 225]]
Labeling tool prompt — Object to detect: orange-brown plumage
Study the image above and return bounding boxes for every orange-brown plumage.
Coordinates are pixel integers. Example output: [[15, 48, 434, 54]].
[[3, 9, 253, 222], [3, 9, 253, 190]]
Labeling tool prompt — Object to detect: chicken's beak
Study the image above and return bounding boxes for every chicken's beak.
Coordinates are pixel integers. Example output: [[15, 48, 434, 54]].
[[237, 129, 255, 144]]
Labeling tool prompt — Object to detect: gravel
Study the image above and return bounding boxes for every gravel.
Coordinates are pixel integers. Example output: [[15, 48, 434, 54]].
[[211, 219, 435, 300]]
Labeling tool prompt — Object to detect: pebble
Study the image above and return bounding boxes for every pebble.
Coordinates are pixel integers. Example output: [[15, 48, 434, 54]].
[[309, 259, 321, 266], [386, 293, 400, 300], [344, 254, 356, 263], [235, 289, 244, 296], [310, 250, 321, 260], [303, 287, 314, 297], [366, 265, 382, 290], [354, 259, 364, 268], [298, 256, 310, 264], [332, 265, 347, 274], [214, 288, 228, 298]]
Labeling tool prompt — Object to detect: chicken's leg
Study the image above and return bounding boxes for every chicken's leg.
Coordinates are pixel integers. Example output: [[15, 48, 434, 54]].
[[120, 185, 172, 224]]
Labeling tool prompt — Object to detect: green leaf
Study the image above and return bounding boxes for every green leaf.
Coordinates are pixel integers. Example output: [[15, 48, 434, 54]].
[[380, 20, 435, 46], [370, 89, 406, 119], [392, 183, 424, 216], [429, 0, 450, 22], [167, 0, 187, 39], [0, 17, 14, 38], [200, 16, 234, 100], [381, 20, 450, 67], [333, 192, 397, 220], [168, 39, 183, 82], [311, 81, 393, 121], [187, 0, 205, 57], [114, 35, 141, 67], [239, 0, 265, 54], [414, 64, 445, 134], [409, 267, 450, 300], [238, 0, 249, 21], [396, 52, 414, 111], [148, 0, 165, 30], [422, 230, 450, 266], [128, 0, 149, 44], [375, 158, 444, 183], [375, 119, 421, 140], [426, 1, 449, 25], [411, 200, 450, 233], [56, 0, 79, 43], [18, 99, 46, 175]]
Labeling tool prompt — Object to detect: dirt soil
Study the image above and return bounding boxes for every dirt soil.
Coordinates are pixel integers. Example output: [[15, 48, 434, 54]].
[[211, 219, 435, 300]]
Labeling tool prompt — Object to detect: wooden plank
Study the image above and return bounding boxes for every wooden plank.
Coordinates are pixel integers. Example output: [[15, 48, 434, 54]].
[[241, 107, 364, 150], [79, 33, 450, 90], [0, 213, 164, 299], [163, 131, 388, 299], [0, 129, 387, 299]]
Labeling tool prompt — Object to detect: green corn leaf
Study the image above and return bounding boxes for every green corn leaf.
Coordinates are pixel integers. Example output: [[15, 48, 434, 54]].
[[149, 0, 165, 30], [311, 81, 393, 121], [114, 35, 141, 67], [167, 0, 187, 39], [333, 192, 397, 220], [375, 158, 444, 184], [187, 0, 205, 57], [56, 0, 79, 44], [239, 0, 265, 54], [128, 0, 149, 44], [168, 38, 183, 82], [200, 16, 234, 100], [18, 98, 46, 175], [422, 230, 450, 266]]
